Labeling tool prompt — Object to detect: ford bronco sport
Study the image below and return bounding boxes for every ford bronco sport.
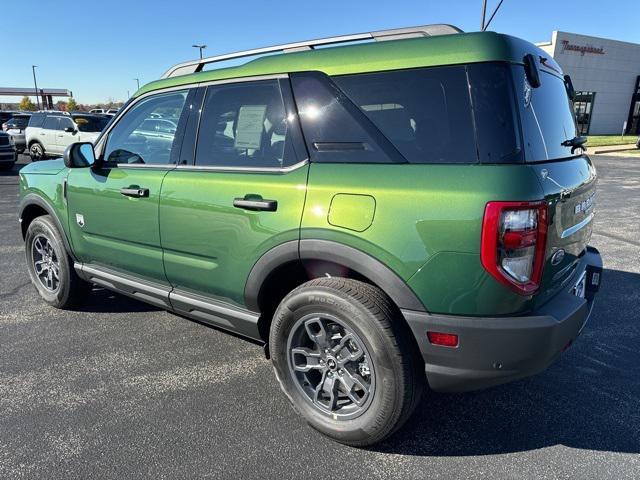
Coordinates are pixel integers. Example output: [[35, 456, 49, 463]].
[[18, 25, 602, 446]]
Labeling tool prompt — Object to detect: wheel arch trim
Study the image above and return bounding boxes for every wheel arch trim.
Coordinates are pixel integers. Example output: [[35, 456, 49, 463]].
[[18, 193, 76, 261], [244, 239, 426, 313]]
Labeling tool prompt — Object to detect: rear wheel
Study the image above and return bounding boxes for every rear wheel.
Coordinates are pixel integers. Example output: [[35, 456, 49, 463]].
[[270, 278, 424, 446], [29, 142, 45, 161], [25, 215, 90, 308]]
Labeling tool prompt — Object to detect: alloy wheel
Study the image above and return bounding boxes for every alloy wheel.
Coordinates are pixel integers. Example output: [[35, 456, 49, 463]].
[[31, 234, 60, 292], [287, 314, 375, 420], [30, 144, 43, 160]]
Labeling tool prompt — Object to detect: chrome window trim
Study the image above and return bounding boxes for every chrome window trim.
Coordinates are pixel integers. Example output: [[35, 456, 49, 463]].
[[174, 158, 308, 174], [95, 74, 291, 168], [115, 163, 177, 170]]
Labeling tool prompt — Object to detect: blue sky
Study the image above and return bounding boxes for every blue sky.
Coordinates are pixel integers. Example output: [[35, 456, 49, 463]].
[[2, 0, 638, 104]]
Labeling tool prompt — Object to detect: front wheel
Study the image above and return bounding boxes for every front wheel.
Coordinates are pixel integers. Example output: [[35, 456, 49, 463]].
[[270, 278, 425, 446], [25, 215, 90, 308]]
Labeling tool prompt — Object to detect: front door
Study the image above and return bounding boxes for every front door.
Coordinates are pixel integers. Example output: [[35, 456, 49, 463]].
[[159, 78, 309, 309], [67, 88, 193, 285], [56, 116, 79, 152]]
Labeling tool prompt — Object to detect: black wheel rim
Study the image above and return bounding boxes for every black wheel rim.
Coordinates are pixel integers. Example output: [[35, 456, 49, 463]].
[[31, 234, 60, 292], [287, 313, 375, 420]]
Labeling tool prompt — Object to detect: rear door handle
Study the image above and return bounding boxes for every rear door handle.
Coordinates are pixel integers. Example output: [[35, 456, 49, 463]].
[[120, 187, 149, 198], [233, 196, 277, 212]]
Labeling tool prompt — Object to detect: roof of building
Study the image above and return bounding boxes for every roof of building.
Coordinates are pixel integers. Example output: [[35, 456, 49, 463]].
[[135, 31, 559, 97]]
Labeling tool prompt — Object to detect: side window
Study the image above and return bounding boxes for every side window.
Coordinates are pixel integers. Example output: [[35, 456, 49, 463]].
[[195, 80, 296, 168], [104, 90, 189, 165], [291, 71, 403, 164], [333, 66, 478, 164], [29, 113, 45, 128], [59, 117, 75, 131], [42, 116, 59, 131]]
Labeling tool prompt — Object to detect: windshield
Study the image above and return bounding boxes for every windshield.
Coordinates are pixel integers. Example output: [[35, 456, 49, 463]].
[[512, 66, 578, 161], [73, 115, 109, 133]]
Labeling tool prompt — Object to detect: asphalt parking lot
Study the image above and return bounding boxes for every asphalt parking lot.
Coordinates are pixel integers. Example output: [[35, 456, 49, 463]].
[[1, 154, 639, 479]]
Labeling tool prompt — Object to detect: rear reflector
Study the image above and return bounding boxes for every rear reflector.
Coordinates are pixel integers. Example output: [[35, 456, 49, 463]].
[[427, 331, 459, 347]]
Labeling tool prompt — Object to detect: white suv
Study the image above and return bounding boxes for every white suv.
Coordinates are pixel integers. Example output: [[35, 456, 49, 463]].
[[25, 112, 110, 160]]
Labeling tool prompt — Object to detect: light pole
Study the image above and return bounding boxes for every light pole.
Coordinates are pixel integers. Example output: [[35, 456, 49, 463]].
[[134, 78, 140, 90], [32, 65, 41, 110], [192, 44, 207, 59]]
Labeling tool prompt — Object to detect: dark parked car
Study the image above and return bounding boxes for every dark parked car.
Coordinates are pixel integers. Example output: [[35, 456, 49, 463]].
[[3, 113, 31, 154], [0, 131, 16, 170]]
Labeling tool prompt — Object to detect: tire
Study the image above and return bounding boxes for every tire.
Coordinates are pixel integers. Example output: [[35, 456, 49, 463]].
[[25, 215, 90, 308], [270, 278, 425, 446], [29, 141, 46, 161]]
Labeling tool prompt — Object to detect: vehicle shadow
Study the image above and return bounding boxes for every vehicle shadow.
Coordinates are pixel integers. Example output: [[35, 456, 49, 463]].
[[73, 287, 162, 313], [375, 268, 640, 456]]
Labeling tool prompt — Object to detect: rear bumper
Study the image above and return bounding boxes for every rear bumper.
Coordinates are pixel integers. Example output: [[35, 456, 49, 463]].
[[403, 246, 602, 392]]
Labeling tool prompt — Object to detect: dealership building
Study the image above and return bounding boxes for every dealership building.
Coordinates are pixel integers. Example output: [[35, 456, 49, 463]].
[[537, 31, 640, 135]]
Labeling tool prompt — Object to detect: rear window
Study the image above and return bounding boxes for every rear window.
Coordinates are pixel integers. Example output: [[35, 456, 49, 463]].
[[512, 66, 578, 161], [72, 115, 109, 132], [333, 66, 478, 164]]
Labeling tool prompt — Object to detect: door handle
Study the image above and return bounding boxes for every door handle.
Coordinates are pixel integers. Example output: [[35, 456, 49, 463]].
[[120, 187, 149, 198], [233, 196, 277, 212]]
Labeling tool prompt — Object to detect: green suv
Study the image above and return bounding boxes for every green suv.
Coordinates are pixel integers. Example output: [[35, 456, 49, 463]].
[[18, 25, 602, 446]]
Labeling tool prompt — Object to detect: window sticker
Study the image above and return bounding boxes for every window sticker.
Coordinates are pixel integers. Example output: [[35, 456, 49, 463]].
[[235, 105, 267, 150]]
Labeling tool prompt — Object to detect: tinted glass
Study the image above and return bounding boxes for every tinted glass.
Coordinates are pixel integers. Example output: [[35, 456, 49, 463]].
[[291, 72, 403, 164], [28, 113, 45, 128], [42, 116, 59, 130], [8, 117, 29, 129], [334, 66, 477, 164], [195, 80, 295, 168], [512, 66, 578, 161], [73, 115, 109, 132], [104, 90, 188, 165], [467, 63, 522, 163]]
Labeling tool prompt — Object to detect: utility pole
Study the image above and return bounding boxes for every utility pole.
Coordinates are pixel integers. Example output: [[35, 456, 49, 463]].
[[32, 65, 41, 110], [134, 78, 140, 90], [192, 44, 207, 59], [481, 0, 487, 30]]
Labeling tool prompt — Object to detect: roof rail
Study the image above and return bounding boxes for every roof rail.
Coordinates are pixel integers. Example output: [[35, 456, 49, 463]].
[[161, 24, 463, 79]]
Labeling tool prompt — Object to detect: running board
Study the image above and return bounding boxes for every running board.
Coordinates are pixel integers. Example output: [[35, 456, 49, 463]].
[[74, 263, 261, 340]]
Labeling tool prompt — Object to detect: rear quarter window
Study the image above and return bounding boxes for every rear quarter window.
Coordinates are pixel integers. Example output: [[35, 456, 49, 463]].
[[28, 113, 46, 128], [333, 66, 478, 164]]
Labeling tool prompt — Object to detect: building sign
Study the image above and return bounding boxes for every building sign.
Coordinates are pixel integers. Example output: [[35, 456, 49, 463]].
[[560, 39, 605, 56]]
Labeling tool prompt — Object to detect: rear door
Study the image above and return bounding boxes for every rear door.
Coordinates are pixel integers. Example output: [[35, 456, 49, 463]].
[[66, 88, 193, 287], [159, 77, 309, 313]]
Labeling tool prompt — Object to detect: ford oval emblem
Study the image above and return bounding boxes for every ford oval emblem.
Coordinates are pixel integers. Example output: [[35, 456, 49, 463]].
[[551, 249, 565, 266]]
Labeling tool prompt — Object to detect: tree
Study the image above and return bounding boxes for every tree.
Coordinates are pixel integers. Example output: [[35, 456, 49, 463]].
[[66, 98, 78, 111], [19, 96, 37, 111]]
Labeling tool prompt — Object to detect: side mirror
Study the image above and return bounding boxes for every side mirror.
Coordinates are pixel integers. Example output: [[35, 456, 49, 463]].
[[64, 126, 77, 134], [63, 142, 97, 168], [523, 53, 541, 88]]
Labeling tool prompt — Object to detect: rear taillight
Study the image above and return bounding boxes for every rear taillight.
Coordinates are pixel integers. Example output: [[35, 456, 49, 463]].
[[481, 201, 548, 295]]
